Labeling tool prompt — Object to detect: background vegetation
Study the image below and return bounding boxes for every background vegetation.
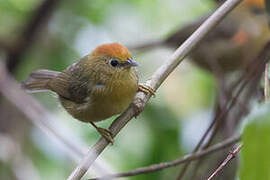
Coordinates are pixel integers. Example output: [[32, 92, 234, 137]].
[[0, 0, 269, 179]]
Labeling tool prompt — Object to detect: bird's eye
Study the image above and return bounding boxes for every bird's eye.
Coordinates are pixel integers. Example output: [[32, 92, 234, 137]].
[[110, 59, 119, 67]]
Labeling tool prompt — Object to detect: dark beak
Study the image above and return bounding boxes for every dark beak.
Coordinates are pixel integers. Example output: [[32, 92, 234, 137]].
[[123, 59, 139, 67]]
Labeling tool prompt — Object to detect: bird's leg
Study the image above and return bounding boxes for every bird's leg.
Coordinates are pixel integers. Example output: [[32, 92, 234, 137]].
[[89, 121, 114, 144], [138, 83, 156, 97]]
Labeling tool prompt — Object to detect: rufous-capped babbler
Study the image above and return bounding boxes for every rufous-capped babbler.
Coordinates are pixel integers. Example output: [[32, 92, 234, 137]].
[[22, 43, 155, 143]]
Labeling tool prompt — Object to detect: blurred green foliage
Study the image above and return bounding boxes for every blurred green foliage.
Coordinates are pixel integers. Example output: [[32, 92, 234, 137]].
[[0, 0, 39, 40], [0, 0, 223, 179], [240, 104, 270, 180]]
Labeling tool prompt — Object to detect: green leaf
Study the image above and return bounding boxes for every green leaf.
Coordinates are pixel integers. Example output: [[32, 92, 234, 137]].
[[239, 104, 270, 180]]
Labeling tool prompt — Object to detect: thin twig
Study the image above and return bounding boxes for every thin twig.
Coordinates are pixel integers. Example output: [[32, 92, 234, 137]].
[[179, 45, 267, 177], [177, 77, 241, 179], [178, 40, 270, 180], [207, 143, 243, 180], [177, 112, 218, 179], [88, 135, 241, 180], [186, 40, 270, 180], [265, 63, 269, 101], [67, 0, 243, 179]]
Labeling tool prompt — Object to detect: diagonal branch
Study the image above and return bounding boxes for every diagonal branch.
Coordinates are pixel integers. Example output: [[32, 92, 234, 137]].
[[207, 143, 243, 180], [67, 0, 243, 179], [88, 135, 241, 179]]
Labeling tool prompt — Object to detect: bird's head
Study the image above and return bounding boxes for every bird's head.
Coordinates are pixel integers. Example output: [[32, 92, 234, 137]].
[[91, 43, 138, 71]]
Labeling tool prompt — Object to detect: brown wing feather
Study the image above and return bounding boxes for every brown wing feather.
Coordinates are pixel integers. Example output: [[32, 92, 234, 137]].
[[49, 62, 91, 103]]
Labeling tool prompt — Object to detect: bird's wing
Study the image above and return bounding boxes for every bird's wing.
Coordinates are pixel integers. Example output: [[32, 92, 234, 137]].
[[48, 62, 92, 103]]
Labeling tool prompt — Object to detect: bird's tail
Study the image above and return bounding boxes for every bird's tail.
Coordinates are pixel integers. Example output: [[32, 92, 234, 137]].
[[22, 69, 60, 93]]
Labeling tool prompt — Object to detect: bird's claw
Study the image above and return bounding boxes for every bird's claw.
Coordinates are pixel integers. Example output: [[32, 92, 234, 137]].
[[96, 127, 114, 144], [138, 83, 156, 97], [90, 122, 114, 144]]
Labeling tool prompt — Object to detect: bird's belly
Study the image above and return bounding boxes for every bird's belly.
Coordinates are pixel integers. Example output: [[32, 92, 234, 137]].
[[74, 96, 134, 122], [90, 100, 129, 121], [60, 86, 137, 122], [86, 77, 138, 122]]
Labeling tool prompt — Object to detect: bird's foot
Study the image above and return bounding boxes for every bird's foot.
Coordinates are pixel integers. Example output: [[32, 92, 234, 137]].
[[138, 83, 155, 97], [96, 127, 114, 144], [90, 122, 114, 144]]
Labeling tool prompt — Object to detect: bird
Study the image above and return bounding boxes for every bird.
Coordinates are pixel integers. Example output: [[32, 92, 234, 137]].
[[131, 0, 269, 75], [22, 43, 154, 143]]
